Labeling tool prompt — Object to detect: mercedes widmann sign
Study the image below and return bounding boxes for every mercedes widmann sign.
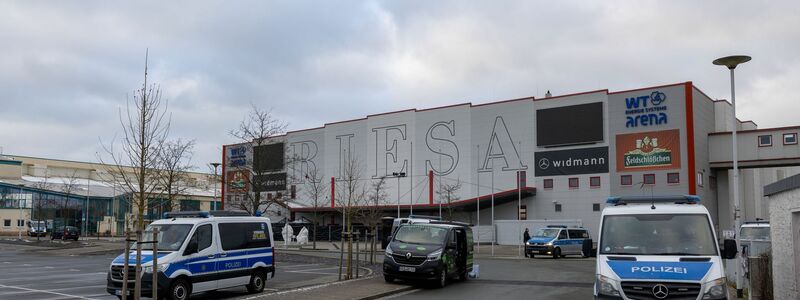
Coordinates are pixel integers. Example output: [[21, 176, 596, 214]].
[[534, 147, 609, 176]]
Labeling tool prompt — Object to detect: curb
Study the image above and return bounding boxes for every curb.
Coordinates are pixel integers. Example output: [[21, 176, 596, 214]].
[[356, 286, 416, 300]]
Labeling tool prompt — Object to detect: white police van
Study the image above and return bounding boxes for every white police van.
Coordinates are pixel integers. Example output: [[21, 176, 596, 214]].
[[525, 225, 591, 258], [106, 211, 275, 300], [595, 196, 737, 300]]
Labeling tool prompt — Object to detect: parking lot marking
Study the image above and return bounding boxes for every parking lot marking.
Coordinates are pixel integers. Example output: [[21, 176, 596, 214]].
[[0, 284, 100, 300]]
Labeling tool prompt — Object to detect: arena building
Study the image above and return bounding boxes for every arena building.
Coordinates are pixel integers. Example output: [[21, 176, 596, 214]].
[[221, 81, 800, 242]]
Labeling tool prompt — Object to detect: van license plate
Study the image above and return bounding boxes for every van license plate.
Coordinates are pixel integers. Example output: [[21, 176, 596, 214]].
[[115, 290, 129, 296], [399, 266, 415, 272]]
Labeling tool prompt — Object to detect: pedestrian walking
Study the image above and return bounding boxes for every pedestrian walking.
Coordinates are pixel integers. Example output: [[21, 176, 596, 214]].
[[523, 228, 531, 257]]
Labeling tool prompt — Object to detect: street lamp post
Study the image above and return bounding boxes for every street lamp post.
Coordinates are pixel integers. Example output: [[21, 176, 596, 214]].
[[713, 55, 751, 298], [18, 184, 24, 240], [391, 172, 406, 218], [211, 162, 221, 210]]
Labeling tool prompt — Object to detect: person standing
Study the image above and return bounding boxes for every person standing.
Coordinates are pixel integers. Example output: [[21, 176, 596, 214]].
[[523, 228, 531, 257]]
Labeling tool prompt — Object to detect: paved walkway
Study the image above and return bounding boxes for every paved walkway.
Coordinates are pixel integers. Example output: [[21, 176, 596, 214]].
[[239, 275, 413, 300]]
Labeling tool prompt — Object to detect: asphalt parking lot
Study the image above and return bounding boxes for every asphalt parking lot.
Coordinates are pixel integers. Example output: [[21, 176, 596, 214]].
[[382, 256, 596, 300], [0, 244, 358, 300]]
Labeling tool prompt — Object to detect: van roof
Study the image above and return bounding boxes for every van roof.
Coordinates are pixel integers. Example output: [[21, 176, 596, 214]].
[[602, 203, 710, 216], [151, 215, 271, 225]]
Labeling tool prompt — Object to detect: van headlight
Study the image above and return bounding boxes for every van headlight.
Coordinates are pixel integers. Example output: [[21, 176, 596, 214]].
[[385, 247, 393, 257], [525, 242, 530, 246], [596, 274, 620, 297], [702, 277, 727, 299], [143, 264, 169, 274], [427, 249, 443, 261]]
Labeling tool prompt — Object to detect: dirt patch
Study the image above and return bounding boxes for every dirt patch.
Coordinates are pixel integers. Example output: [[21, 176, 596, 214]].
[[0, 238, 91, 249]]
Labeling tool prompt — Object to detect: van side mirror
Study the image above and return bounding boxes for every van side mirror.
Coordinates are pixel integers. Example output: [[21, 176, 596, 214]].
[[184, 238, 198, 255], [722, 239, 737, 259]]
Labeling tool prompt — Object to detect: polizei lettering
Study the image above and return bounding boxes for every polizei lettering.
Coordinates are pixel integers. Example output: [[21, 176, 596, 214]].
[[631, 266, 688, 274]]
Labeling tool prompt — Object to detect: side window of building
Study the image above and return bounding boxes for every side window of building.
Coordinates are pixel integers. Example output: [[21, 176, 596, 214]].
[[557, 230, 567, 240], [196, 224, 212, 252], [219, 222, 271, 251], [2, 219, 10, 227]]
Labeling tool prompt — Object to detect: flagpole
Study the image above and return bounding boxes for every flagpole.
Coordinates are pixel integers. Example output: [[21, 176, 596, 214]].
[[491, 165, 495, 257], [476, 144, 480, 254]]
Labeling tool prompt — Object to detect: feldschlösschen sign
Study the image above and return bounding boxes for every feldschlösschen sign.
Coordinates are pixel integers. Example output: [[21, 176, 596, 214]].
[[535, 147, 609, 176], [616, 129, 681, 172]]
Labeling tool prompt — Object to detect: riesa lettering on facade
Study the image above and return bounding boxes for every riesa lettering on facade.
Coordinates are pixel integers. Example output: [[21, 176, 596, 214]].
[[625, 91, 668, 128], [297, 116, 528, 181]]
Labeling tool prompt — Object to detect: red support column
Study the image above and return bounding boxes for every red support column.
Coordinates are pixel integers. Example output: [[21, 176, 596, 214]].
[[330, 177, 336, 208], [429, 170, 434, 205]]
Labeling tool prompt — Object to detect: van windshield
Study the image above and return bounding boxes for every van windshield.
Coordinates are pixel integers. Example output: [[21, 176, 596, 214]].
[[600, 214, 717, 256], [131, 224, 193, 252], [393, 225, 448, 245], [740, 227, 770, 240], [535, 228, 560, 238]]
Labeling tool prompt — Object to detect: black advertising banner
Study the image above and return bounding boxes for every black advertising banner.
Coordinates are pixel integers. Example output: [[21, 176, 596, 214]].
[[534, 146, 609, 176], [253, 173, 287, 192], [253, 143, 285, 172]]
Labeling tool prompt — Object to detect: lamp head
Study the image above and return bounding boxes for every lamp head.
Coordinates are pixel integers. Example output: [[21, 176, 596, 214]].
[[713, 55, 751, 69]]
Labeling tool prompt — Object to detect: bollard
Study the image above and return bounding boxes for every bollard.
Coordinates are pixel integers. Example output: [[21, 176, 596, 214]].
[[122, 231, 130, 300], [355, 232, 360, 278], [135, 230, 142, 300], [152, 228, 159, 300]]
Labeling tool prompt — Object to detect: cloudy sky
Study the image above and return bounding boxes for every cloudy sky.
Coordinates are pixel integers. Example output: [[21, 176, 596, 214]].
[[1, 1, 798, 172]]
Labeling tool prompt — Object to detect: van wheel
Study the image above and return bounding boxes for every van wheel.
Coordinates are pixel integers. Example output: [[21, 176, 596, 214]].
[[552, 248, 561, 259], [384, 274, 394, 283], [529, 253, 535, 258], [247, 270, 267, 293], [166, 278, 191, 300], [435, 266, 447, 288]]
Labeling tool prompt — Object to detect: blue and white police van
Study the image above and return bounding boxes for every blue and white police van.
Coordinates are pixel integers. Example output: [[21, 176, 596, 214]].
[[106, 211, 275, 300], [525, 225, 591, 258], [595, 196, 737, 300]]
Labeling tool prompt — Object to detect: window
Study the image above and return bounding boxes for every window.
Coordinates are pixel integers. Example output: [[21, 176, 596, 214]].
[[593, 203, 601, 212], [568, 178, 579, 189], [568, 229, 589, 239], [697, 172, 704, 187], [17, 220, 24, 227], [643, 174, 655, 185], [219, 222, 271, 251], [557, 230, 567, 240], [758, 135, 772, 147], [590, 176, 601, 188], [709, 176, 717, 190], [667, 173, 680, 184], [543, 179, 553, 189], [784, 133, 798, 145], [3, 219, 10, 227], [195, 224, 213, 252], [555, 203, 562, 212], [621, 175, 633, 186], [180, 200, 201, 211]]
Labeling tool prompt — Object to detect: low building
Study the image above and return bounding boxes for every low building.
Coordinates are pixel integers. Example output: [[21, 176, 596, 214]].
[[0, 155, 220, 236], [763, 173, 800, 300]]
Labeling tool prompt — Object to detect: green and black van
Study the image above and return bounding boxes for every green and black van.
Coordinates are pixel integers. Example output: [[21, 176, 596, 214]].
[[383, 222, 473, 288]]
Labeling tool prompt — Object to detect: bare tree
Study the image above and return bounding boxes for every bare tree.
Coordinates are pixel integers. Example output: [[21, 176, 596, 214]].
[[228, 103, 288, 216], [155, 138, 195, 214], [335, 154, 367, 280], [58, 171, 82, 240], [29, 171, 53, 241], [301, 166, 328, 250], [361, 177, 388, 264], [437, 178, 462, 221], [101, 51, 170, 231]]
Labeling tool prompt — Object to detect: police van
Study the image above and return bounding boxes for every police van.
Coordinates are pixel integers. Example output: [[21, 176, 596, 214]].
[[595, 196, 737, 300], [525, 225, 592, 258], [106, 211, 275, 300]]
